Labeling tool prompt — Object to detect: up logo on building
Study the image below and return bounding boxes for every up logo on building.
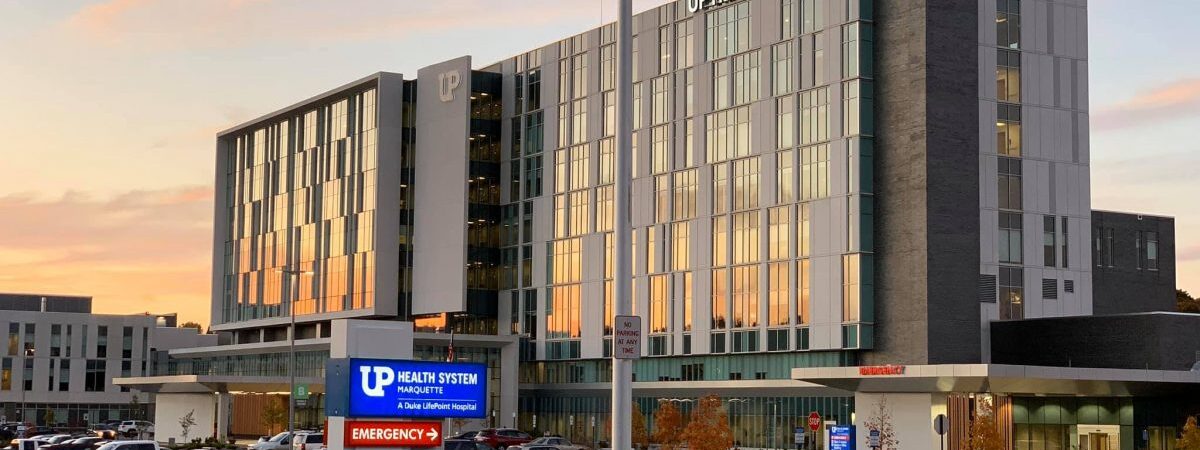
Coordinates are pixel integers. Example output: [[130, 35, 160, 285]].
[[438, 70, 462, 103], [359, 365, 396, 397]]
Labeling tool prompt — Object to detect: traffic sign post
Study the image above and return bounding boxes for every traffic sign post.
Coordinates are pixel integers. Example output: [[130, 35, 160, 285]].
[[795, 427, 806, 449], [613, 315, 642, 360], [934, 414, 948, 450], [295, 384, 310, 400], [808, 412, 823, 431], [868, 429, 881, 449]]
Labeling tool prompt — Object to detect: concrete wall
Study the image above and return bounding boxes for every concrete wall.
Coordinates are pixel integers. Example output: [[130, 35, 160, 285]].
[[991, 312, 1200, 370], [854, 393, 947, 450], [1090, 211, 1176, 315], [868, 0, 982, 366], [155, 394, 217, 443]]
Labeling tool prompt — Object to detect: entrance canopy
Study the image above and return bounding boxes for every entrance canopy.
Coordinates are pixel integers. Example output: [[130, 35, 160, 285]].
[[114, 374, 326, 394], [792, 364, 1200, 396]]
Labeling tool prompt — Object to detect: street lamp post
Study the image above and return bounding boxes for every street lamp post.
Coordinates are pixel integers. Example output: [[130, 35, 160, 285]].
[[278, 268, 312, 442]]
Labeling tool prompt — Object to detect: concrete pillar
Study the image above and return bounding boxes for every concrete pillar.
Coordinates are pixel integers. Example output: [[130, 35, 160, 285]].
[[500, 341, 519, 428], [216, 392, 231, 442]]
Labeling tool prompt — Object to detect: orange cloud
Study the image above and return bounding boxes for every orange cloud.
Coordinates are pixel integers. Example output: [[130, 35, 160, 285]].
[[1093, 78, 1200, 131], [0, 186, 213, 326]]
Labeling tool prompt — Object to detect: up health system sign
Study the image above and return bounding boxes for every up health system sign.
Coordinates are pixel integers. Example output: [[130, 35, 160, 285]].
[[326, 358, 488, 419]]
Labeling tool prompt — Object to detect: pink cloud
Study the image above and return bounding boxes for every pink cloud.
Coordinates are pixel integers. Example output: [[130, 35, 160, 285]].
[[0, 186, 213, 325], [1093, 78, 1200, 131]]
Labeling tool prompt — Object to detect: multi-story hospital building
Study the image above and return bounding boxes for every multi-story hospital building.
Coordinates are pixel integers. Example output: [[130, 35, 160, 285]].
[[119, 1, 1200, 449]]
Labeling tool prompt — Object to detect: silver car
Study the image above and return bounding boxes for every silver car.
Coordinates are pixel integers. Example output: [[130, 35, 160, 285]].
[[513, 437, 588, 450]]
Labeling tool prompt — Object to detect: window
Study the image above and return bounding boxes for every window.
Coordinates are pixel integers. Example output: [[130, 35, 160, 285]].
[[800, 145, 830, 200], [713, 162, 729, 214], [998, 157, 1022, 210], [682, 68, 696, 119], [768, 262, 789, 327], [602, 91, 616, 137], [799, 87, 829, 145], [713, 59, 730, 110], [659, 26, 673, 75], [997, 103, 1022, 156], [731, 265, 759, 328], [769, 206, 791, 260], [801, 0, 824, 33], [777, 96, 795, 150], [777, 149, 795, 203], [1043, 216, 1056, 267], [524, 155, 543, 198], [672, 222, 690, 271], [732, 211, 760, 265], [732, 157, 760, 211], [705, 2, 751, 61], [601, 44, 615, 91], [686, 271, 696, 331], [673, 169, 698, 219], [23, 358, 32, 391], [999, 212, 1023, 264], [650, 274, 669, 334], [652, 76, 671, 125], [841, 22, 860, 78], [1106, 228, 1114, 267], [781, 0, 795, 38], [655, 175, 671, 224], [712, 216, 728, 266], [1061, 217, 1069, 268], [997, 0, 1021, 49], [773, 43, 793, 96], [6, 324, 15, 356], [999, 266, 1024, 320], [842, 254, 860, 322], [1147, 231, 1159, 271], [843, 80, 870, 136], [651, 125, 670, 174], [85, 359, 106, 392], [732, 51, 760, 105], [50, 325, 61, 357], [711, 268, 728, 329], [23, 324, 34, 356], [571, 99, 587, 145], [997, 50, 1021, 103], [705, 106, 751, 163], [797, 259, 810, 325], [0, 358, 9, 391], [676, 19, 695, 70], [797, 203, 811, 257]]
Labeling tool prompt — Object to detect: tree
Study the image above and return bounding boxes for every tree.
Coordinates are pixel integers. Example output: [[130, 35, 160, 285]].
[[42, 409, 55, 427], [863, 395, 900, 450], [180, 321, 204, 332], [260, 396, 287, 436], [179, 410, 197, 442], [681, 395, 733, 450], [652, 400, 685, 450], [1178, 416, 1200, 450], [968, 399, 1004, 450], [632, 402, 649, 449], [1178, 290, 1200, 313], [129, 395, 143, 420]]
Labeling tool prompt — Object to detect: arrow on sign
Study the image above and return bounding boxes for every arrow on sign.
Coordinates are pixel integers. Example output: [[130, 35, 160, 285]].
[[427, 428, 439, 440]]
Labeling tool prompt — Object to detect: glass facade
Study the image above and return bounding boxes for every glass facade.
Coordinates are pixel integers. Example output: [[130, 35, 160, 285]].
[[218, 83, 400, 324]]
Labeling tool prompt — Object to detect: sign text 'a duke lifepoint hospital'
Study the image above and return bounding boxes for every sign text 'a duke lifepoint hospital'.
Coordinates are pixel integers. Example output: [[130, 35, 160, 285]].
[[348, 359, 488, 419]]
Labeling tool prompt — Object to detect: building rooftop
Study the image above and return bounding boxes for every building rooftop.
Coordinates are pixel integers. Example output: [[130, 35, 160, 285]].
[[0, 293, 92, 313]]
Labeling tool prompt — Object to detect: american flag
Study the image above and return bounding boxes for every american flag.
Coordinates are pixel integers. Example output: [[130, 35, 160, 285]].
[[446, 330, 456, 362]]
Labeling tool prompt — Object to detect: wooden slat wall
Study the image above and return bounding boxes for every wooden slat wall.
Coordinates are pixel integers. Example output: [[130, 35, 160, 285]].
[[995, 396, 1014, 450], [231, 394, 287, 437], [949, 394, 972, 450]]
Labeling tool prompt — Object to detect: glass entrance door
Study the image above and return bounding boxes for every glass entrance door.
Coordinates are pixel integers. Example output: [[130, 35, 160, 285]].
[[1087, 433, 1110, 450]]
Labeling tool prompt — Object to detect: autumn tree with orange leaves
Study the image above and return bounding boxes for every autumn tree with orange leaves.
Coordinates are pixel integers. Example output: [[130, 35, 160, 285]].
[[682, 395, 733, 450], [1177, 416, 1200, 450], [968, 399, 1004, 450], [632, 402, 649, 449], [653, 400, 685, 450]]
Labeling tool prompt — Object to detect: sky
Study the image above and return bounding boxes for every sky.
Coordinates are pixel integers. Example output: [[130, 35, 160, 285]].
[[0, 0, 1197, 326]]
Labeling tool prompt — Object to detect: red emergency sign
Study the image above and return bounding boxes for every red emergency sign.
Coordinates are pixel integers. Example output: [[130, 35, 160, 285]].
[[344, 421, 443, 447]]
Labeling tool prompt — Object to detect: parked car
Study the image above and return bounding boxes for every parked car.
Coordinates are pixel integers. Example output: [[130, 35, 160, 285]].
[[22, 428, 55, 439], [442, 439, 492, 450], [40, 435, 74, 445], [448, 431, 478, 441], [11, 439, 51, 450], [290, 432, 323, 450], [40, 437, 104, 450], [95, 441, 157, 450], [512, 437, 588, 450], [115, 422, 152, 436], [474, 429, 532, 450], [251, 432, 296, 450]]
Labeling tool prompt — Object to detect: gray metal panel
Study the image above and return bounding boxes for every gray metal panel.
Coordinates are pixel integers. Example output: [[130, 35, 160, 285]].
[[373, 73, 405, 317], [412, 56, 472, 315]]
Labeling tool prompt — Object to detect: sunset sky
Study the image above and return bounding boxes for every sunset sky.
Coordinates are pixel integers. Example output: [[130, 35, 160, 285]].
[[0, 0, 1197, 326]]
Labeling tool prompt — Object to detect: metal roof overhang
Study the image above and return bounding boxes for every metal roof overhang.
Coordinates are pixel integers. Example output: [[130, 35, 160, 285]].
[[113, 375, 326, 394], [520, 379, 852, 398], [791, 364, 1200, 396]]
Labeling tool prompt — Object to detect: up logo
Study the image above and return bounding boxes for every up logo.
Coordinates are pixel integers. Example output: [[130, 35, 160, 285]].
[[359, 365, 395, 398], [438, 70, 462, 103]]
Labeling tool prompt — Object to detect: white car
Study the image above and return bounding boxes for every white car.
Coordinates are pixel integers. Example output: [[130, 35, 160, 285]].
[[291, 432, 323, 450], [12, 439, 50, 450], [116, 421, 154, 435], [251, 432, 294, 450], [96, 440, 159, 450], [513, 437, 589, 450]]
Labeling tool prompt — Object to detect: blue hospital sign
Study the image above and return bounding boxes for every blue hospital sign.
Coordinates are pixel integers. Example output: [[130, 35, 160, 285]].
[[348, 359, 488, 419], [830, 426, 856, 450]]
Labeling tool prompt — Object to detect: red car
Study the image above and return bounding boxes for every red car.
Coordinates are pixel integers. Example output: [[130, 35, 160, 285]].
[[474, 429, 532, 450]]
